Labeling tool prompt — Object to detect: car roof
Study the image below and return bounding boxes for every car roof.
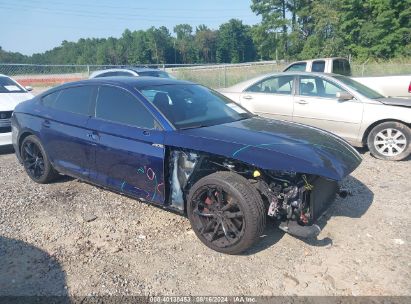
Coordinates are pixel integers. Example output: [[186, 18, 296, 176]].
[[41, 76, 195, 95], [224, 71, 341, 91], [90, 67, 167, 76]]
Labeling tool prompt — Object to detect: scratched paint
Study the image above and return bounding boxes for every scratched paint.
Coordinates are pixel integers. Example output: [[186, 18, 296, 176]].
[[137, 166, 163, 201], [232, 142, 358, 159], [119, 180, 149, 197]]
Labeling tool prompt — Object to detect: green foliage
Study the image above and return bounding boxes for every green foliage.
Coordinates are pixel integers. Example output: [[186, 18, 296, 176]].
[[216, 19, 256, 63], [0, 1, 409, 65]]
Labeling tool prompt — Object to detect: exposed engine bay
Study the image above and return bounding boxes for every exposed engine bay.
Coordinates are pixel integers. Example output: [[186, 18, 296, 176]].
[[168, 148, 344, 238]]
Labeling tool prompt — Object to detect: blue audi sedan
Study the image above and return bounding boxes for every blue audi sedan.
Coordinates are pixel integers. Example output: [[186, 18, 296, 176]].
[[12, 77, 361, 254]]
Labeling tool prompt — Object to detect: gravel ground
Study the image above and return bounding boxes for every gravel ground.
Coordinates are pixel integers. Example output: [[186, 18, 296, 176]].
[[0, 146, 410, 296]]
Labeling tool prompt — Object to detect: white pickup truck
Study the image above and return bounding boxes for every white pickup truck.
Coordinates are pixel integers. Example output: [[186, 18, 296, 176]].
[[283, 57, 411, 98]]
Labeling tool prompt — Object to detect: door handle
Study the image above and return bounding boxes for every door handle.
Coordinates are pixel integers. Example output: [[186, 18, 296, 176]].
[[243, 95, 253, 100], [86, 131, 100, 141], [42, 120, 51, 128], [297, 99, 309, 104], [143, 130, 151, 136]]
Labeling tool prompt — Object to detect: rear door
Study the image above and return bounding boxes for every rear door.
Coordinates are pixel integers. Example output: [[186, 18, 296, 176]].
[[238, 75, 295, 121], [293, 75, 363, 143], [39, 85, 96, 178], [86, 85, 166, 204]]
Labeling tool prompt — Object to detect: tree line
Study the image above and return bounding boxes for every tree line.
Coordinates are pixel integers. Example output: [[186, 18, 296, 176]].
[[1, 0, 410, 65]]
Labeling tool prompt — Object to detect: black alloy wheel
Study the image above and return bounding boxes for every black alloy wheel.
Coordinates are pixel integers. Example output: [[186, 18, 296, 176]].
[[191, 185, 245, 248], [187, 171, 266, 254], [21, 135, 59, 183]]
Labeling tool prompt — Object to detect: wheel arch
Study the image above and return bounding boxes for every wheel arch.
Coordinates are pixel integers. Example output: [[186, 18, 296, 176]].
[[16, 130, 35, 160], [166, 147, 261, 214], [362, 119, 411, 146]]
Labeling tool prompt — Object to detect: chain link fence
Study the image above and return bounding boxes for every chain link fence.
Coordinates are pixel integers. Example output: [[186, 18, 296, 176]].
[[1, 61, 410, 94]]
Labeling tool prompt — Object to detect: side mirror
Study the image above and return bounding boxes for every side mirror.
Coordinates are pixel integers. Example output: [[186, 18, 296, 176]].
[[336, 91, 353, 101], [25, 86, 33, 92]]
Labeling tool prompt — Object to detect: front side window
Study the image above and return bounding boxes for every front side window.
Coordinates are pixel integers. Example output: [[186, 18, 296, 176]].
[[0, 76, 25, 93], [137, 84, 252, 129], [246, 75, 294, 95], [96, 86, 156, 129], [299, 76, 346, 98], [284, 62, 307, 72], [42, 86, 94, 115]]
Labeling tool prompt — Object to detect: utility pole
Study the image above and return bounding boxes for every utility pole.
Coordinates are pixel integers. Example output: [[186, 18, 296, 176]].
[[174, 40, 177, 64], [275, 31, 279, 62]]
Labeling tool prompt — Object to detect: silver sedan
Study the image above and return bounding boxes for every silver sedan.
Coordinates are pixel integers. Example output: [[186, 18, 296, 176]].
[[219, 72, 411, 161]]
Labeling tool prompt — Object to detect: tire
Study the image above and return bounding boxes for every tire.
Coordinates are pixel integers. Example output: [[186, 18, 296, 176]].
[[187, 171, 266, 254], [367, 122, 411, 161], [20, 135, 59, 183]]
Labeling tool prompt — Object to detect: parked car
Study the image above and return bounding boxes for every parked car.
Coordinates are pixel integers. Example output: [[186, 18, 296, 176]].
[[219, 72, 411, 161], [89, 67, 171, 79], [283, 57, 411, 98], [0, 74, 34, 146], [12, 77, 361, 254]]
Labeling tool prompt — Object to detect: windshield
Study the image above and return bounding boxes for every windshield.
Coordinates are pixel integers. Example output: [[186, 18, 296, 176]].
[[0, 76, 26, 93], [137, 71, 170, 78], [333, 75, 384, 99], [136, 84, 253, 129]]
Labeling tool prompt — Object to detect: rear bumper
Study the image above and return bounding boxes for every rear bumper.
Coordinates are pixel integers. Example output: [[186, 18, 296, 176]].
[[0, 132, 12, 146]]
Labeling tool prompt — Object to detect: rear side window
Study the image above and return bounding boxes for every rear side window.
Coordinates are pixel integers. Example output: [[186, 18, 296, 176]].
[[246, 75, 294, 95], [95, 86, 155, 129], [42, 86, 94, 116], [332, 59, 351, 76], [42, 91, 61, 107], [284, 62, 307, 72], [312, 60, 325, 72]]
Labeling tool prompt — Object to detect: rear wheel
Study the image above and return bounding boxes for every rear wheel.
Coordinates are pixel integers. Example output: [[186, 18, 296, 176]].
[[187, 171, 266, 254], [21, 135, 59, 183], [367, 122, 410, 161]]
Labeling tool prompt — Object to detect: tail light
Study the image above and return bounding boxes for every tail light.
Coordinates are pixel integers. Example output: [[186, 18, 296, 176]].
[[408, 81, 411, 93]]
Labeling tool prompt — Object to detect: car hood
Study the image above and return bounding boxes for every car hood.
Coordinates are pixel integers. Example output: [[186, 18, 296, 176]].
[[165, 117, 362, 181], [377, 97, 411, 108], [0, 93, 34, 111]]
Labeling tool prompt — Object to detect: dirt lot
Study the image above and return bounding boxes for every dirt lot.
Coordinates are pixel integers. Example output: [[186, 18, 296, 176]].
[[0, 147, 410, 296]]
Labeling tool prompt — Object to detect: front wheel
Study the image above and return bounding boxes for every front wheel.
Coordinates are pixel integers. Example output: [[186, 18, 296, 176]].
[[187, 171, 266, 254], [367, 122, 411, 161]]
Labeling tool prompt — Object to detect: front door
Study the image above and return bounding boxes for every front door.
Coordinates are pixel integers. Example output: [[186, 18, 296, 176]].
[[87, 85, 165, 204], [293, 75, 363, 143], [238, 75, 295, 121]]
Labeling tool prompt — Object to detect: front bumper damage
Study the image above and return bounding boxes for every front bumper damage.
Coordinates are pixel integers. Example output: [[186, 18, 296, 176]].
[[278, 177, 347, 238]]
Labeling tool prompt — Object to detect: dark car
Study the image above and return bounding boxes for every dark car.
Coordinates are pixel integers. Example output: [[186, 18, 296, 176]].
[[89, 67, 171, 79], [12, 77, 362, 254]]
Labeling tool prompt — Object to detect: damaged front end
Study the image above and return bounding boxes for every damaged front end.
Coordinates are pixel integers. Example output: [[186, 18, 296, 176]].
[[167, 148, 348, 239], [254, 172, 341, 238]]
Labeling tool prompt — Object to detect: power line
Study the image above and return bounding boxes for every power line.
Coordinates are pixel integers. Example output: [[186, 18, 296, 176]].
[[14, 0, 253, 12]]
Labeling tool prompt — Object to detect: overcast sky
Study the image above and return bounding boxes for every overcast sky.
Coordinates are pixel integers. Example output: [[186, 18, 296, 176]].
[[0, 0, 261, 55]]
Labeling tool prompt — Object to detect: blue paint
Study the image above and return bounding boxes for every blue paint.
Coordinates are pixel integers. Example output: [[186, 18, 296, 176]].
[[12, 77, 361, 217]]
